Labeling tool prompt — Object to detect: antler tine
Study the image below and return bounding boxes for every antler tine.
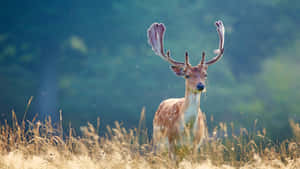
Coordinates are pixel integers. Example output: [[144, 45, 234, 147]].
[[205, 20, 225, 65], [185, 51, 191, 67], [147, 23, 184, 67], [200, 51, 205, 65]]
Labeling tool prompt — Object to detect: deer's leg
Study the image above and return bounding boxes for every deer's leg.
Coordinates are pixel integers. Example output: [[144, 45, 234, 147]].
[[193, 111, 208, 154], [168, 135, 177, 160], [168, 140, 175, 159], [152, 125, 160, 154], [153, 125, 167, 154]]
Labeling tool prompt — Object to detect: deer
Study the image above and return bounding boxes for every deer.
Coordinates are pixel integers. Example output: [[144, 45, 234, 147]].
[[147, 20, 225, 159]]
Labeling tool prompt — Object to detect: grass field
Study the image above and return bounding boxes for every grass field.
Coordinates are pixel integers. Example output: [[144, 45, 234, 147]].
[[0, 109, 299, 169]]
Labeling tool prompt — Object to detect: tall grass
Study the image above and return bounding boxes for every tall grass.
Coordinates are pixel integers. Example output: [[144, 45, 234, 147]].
[[0, 108, 299, 169]]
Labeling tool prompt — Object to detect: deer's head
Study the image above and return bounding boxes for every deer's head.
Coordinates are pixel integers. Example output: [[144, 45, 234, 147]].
[[147, 21, 225, 93]]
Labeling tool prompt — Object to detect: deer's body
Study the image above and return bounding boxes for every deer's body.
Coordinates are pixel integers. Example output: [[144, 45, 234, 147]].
[[153, 84, 207, 146], [147, 20, 225, 158]]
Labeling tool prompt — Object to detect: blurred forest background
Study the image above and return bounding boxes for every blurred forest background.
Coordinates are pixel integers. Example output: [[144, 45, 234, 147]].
[[0, 0, 299, 140]]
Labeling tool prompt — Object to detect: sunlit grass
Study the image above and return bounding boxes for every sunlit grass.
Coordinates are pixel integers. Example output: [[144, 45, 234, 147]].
[[0, 108, 299, 169]]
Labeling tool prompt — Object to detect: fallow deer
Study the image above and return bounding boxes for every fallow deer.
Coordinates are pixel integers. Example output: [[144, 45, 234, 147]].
[[147, 20, 225, 158]]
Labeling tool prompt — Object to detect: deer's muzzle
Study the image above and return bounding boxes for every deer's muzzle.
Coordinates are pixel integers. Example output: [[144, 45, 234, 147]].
[[196, 83, 205, 91]]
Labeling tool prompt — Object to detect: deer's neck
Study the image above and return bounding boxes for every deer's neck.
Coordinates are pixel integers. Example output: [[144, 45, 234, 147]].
[[181, 81, 201, 125], [178, 81, 207, 145]]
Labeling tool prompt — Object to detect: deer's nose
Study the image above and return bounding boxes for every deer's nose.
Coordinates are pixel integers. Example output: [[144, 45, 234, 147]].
[[196, 83, 205, 91]]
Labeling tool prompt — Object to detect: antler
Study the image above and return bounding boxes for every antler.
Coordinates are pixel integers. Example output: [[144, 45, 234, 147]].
[[200, 52, 205, 65], [147, 23, 185, 67], [205, 20, 225, 65]]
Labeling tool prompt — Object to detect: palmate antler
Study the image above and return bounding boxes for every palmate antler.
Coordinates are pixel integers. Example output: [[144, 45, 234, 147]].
[[205, 20, 225, 65], [147, 23, 188, 67]]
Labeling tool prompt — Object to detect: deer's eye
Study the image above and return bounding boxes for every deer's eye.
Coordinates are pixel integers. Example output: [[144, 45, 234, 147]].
[[185, 75, 190, 79]]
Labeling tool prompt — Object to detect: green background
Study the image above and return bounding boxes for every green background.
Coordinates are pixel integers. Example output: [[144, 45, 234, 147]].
[[0, 0, 299, 140]]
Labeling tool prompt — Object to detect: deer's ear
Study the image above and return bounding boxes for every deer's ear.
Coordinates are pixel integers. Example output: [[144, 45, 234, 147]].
[[170, 66, 185, 76]]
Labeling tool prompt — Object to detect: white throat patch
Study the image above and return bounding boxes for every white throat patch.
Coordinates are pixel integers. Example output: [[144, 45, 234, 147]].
[[184, 93, 200, 124]]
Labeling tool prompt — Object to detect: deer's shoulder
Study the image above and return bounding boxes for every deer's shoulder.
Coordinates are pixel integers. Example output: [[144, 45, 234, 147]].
[[156, 98, 185, 115], [154, 98, 184, 127]]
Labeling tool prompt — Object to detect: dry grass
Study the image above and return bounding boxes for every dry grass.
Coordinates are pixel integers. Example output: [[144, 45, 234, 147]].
[[0, 108, 299, 169]]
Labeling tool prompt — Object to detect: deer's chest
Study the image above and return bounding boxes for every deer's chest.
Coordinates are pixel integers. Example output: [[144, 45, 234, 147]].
[[183, 94, 200, 126]]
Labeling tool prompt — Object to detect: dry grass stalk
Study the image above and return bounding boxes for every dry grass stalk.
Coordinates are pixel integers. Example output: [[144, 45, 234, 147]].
[[0, 110, 299, 169]]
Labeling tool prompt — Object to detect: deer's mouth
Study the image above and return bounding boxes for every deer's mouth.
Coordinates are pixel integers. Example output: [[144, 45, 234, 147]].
[[188, 88, 206, 94]]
